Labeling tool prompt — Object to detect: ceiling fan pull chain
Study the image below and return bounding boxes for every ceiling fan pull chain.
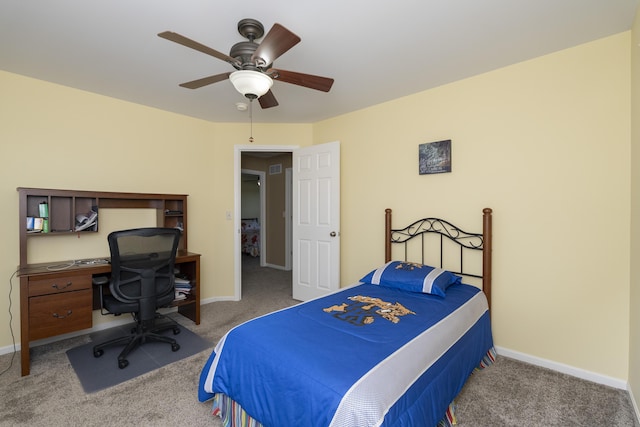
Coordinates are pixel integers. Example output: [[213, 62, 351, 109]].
[[249, 100, 254, 143]]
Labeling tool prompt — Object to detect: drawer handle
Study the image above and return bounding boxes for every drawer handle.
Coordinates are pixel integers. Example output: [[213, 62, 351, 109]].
[[52, 310, 73, 319], [52, 282, 72, 290]]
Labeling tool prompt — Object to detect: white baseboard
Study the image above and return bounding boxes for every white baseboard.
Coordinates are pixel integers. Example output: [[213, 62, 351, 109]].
[[0, 342, 18, 357], [629, 385, 640, 425], [201, 296, 237, 304], [495, 347, 639, 423], [1, 310, 634, 417], [495, 346, 627, 389], [263, 262, 289, 271]]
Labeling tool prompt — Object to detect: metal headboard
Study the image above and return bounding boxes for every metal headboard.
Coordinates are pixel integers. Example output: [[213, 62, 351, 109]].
[[384, 208, 493, 310]]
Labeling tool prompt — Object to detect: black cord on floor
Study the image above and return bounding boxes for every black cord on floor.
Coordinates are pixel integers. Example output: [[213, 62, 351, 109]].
[[0, 269, 18, 377]]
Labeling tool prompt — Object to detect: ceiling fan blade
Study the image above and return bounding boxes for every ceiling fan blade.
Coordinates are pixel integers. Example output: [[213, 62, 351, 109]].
[[251, 24, 301, 67], [158, 31, 240, 66], [270, 69, 334, 92], [258, 90, 279, 109], [179, 72, 231, 89]]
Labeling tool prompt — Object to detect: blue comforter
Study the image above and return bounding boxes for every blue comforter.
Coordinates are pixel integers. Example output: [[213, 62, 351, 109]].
[[199, 283, 493, 427]]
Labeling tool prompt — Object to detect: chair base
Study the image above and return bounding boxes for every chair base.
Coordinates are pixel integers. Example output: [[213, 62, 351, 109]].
[[93, 314, 181, 369]]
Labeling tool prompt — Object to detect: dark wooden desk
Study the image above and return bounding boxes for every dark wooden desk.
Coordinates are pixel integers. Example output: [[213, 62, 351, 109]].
[[17, 251, 200, 376]]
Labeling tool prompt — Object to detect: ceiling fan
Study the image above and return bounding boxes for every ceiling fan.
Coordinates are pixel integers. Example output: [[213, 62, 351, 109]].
[[158, 19, 334, 109]]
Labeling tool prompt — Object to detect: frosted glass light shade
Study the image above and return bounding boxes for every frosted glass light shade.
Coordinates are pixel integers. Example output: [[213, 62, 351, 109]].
[[229, 70, 273, 99]]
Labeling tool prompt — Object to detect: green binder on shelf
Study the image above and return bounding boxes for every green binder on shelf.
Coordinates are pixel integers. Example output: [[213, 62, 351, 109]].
[[39, 202, 48, 218]]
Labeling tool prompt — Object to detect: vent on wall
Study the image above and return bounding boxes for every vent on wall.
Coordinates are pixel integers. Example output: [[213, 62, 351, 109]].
[[269, 164, 282, 175]]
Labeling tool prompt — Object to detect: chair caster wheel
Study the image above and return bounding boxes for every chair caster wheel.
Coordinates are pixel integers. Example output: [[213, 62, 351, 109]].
[[118, 359, 129, 369], [93, 349, 104, 358], [173, 327, 180, 335], [171, 343, 180, 352]]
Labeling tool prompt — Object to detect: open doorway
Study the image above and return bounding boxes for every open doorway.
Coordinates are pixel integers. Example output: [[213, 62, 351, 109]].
[[236, 146, 294, 300]]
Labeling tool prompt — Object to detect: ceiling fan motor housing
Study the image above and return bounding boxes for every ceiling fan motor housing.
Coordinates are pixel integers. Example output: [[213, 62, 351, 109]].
[[230, 41, 261, 70], [231, 19, 270, 70]]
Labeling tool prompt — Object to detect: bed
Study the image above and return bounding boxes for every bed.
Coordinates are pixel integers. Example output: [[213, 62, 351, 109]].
[[241, 218, 261, 257], [199, 208, 495, 427]]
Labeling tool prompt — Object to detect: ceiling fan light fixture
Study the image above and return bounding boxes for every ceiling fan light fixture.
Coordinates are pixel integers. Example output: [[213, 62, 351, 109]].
[[230, 70, 273, 99]]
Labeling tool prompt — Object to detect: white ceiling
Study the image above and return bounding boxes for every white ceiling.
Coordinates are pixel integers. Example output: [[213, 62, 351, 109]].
[[1, 0, 637, 124]]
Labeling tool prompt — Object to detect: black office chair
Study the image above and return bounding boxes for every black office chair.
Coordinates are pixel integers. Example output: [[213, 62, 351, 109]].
[[93, 227, 182, 369]]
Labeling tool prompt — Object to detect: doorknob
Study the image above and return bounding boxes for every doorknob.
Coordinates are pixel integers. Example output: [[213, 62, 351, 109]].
[[330, 231, 337, 237]]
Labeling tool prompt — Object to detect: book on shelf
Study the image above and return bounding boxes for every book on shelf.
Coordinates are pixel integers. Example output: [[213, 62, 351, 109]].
[[33, 217, 44, 231], [175, 285, 192, 294], [174, 275, 192, 300], [174, 291, 188, 301]]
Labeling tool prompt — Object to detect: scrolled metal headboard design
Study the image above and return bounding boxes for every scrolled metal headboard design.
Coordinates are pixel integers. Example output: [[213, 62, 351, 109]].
[[390, 217, 483, 248], [384, 208, 493, 310]]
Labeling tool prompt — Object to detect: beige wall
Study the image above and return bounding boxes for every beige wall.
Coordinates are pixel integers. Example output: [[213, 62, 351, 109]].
[[315, 32, 631, 381], [629, 7, 640, 417], [263, 153, 292, 267], [0, 70, 311, 334], [0, 30, 635, 391]]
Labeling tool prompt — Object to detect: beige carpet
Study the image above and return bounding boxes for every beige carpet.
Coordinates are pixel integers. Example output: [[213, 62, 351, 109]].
[[0, 256, 637, 426]]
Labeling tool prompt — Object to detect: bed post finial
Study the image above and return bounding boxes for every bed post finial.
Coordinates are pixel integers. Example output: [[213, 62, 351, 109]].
[[385, 209, 392, 262], [482, 208, 493, 312]]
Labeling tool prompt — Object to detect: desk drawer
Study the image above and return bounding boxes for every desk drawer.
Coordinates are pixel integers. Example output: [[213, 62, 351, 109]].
[[29, 290, 92, 341], [28, 274, 92, 297]]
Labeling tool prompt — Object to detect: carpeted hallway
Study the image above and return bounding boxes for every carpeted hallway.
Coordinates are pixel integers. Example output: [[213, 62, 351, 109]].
[[0, 257, 637, 426]]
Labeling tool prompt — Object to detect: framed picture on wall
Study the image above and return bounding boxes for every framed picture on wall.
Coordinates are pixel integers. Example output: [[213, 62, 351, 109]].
[[419, 139, 452, 175]]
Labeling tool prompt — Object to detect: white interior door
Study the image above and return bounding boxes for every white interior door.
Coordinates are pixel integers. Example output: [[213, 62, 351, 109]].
[[292, 141, 340, 301]]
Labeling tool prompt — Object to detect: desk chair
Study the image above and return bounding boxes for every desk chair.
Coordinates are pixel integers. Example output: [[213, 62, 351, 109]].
[[93, 227, 182, 369]]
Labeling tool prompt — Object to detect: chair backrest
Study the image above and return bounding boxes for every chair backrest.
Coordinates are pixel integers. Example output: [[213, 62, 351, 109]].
[[108, 227, 181, 320]]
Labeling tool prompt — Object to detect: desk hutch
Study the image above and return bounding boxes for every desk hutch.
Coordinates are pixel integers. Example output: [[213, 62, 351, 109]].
[[16, 187, 201, 376]]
